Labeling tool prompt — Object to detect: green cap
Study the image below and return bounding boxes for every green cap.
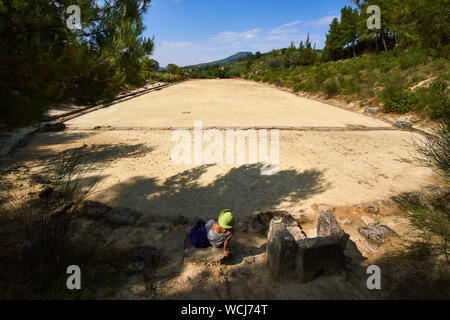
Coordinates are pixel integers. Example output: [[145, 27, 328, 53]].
[[218, 209, 235, 229]]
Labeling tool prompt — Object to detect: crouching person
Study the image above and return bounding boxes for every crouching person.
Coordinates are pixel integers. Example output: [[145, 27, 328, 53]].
[[205, 209, 235, 258]]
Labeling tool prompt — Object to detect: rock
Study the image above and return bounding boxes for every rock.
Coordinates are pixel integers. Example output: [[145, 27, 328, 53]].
[[253, 210, 306, 240], [38, 186, 53, 198], [364, 107, 380, 114], [361, 216, 378, 226], [340, 218, 352, 225], [390, 195, 403, 203], [429, 187, 450, 200], [253, 210, 295, 226], [104, 207, 141, 225], [266, 217, 297, 281], [393, 121, 412, 129], [409, 116, 420, 123], [295, 236, 346, 283], [286, 223, 307, 242], [357, 203, 379, 213], [176, 215, 189, 225], [423, 184, 439, 192], [318, 204, 335, 213], [41, 122, 66, 132], [82, 200, 111, 219], [317, 211, 349, 250], [405, 191, 427, 204], [358, 225, 395, 244]]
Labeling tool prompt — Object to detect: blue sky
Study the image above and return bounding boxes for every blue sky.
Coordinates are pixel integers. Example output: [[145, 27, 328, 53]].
[[143, 0, 354, 67]]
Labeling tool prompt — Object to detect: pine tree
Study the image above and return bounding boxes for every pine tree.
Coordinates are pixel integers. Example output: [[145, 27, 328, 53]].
[[340, 5, 359, 58], [324, 18, 344, 61]]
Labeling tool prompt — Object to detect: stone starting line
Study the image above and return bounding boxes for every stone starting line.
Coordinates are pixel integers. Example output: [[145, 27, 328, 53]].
[[63, 125, 413, 133]]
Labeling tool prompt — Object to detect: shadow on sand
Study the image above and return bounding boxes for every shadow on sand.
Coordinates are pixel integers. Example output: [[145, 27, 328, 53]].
[[105, 163, 329, 220]]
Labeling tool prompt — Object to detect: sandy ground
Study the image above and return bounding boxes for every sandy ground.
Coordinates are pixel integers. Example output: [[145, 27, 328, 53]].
[[15, 79, 437, 221], [4, 79, 444, 299], [64, 79, 390, 128], [16, 129, 436, 221]]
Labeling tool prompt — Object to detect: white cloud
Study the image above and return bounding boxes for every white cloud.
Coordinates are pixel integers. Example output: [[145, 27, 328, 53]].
[[160, 41, 194, 48], [304, 15, 338, 27], [151, 15, 334, 67]]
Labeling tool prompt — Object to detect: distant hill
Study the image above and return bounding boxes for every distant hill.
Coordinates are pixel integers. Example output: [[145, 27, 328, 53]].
[[185, 52, 253, 69]]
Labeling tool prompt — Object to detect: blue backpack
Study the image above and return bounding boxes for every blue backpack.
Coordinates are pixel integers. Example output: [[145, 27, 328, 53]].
[[190, 220, 211, 248]]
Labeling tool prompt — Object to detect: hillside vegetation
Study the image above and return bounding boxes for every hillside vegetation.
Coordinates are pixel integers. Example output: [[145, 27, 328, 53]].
[[186, 0, 450, 120], [241, 49, 449, 119]]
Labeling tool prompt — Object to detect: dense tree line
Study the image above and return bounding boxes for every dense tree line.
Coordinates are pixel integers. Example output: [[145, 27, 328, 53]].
[[0, 0, 154, 128], [324, 0, 450, 60]]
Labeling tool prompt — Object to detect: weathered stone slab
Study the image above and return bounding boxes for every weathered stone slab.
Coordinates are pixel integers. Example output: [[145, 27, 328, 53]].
[[266, 217, 297, 280], [358, 225, 395, 244], [253, 210, 295, 226], [295, 236, 346, 283], [393, 121, 412, 129], [317, 211, 349, 250], [364, 107, 380, 114], [361, 216, 378, 226], [253, 210, 306, 240]]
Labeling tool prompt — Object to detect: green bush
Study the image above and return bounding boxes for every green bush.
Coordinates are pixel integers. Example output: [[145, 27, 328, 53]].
[[381, 84, 418, 113], [398, 50, 429, 70], [267, 57, 284, 69], [302, 79, 319, 92], [339, 78, 361, 95], [322, 80, 339, 97], [414, 80, 450, 119]]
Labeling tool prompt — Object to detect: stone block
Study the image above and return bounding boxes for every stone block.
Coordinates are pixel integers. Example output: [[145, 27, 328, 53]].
[[266, 217, 297, 280], [295, 236, 346, 283]]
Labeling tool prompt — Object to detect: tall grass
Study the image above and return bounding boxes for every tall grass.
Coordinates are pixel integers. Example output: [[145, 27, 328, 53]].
[[414, 119, 450, 179], [0, 147, 119, 299]]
